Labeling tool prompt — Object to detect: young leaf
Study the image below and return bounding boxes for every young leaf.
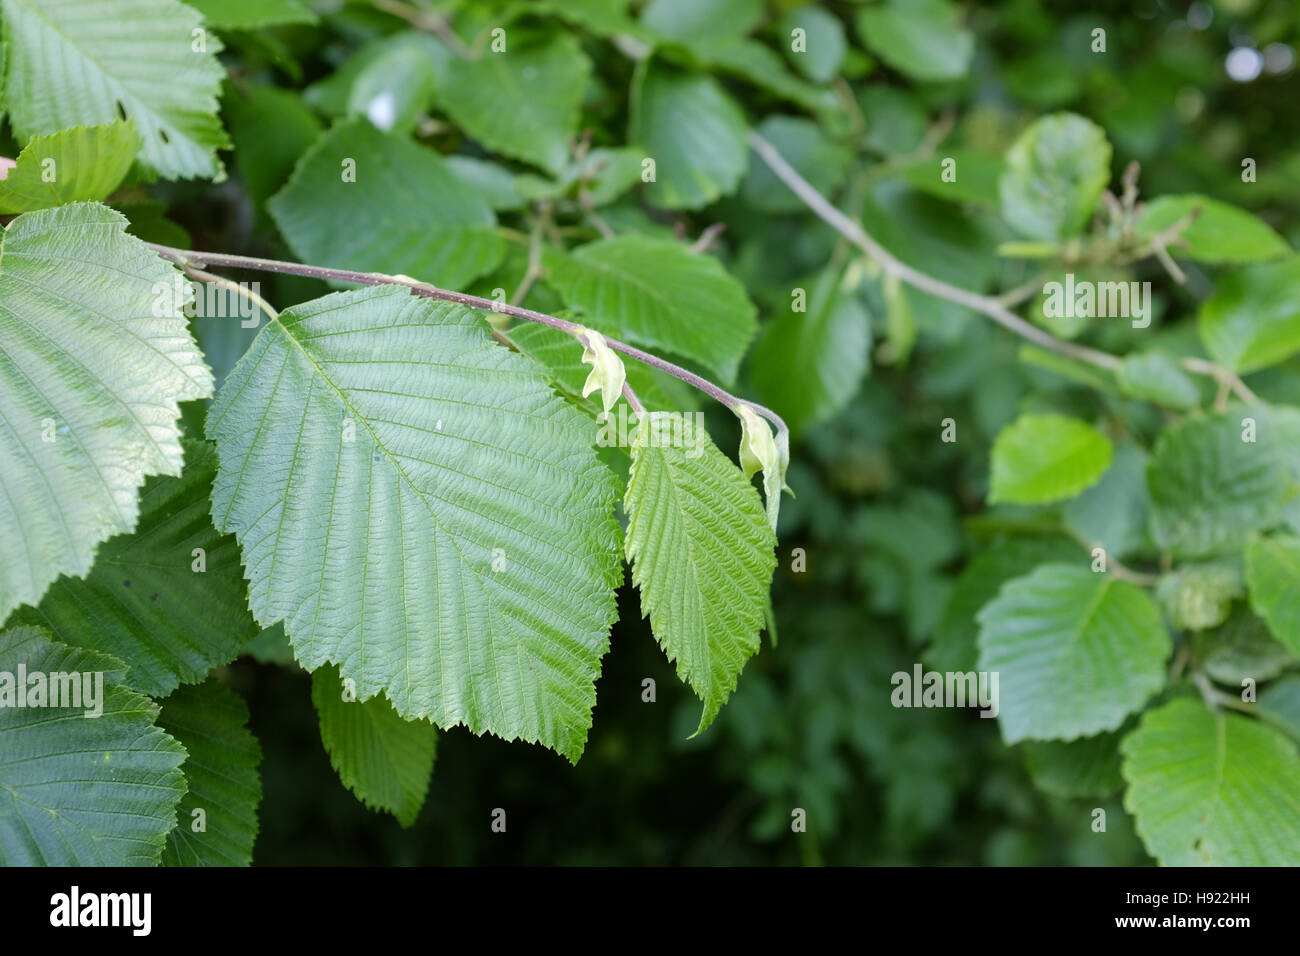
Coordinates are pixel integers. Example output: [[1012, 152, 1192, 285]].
[[0, 627, 187, 865], [311, 664, 438, 828], [438, 32, 591, 175], [999, 113, 1112, 241], [544, 234, 757, 384], [737, 405, 789, 531], [624, 412, 777, 734], [976, 564, 1171, 743], [0, 203, 213, 620], [2, 0, 229, 179], [1121, 698, 1300, 865], [630, 66, 748, 210], [7, 439, 257, 698], [268, 117, 504, 291], [1138, 195, 1289, 264], [0, 121, 139, 213], [158, 679, 262, 867], [576, 327, 626, 415], [206, 285, 622, 763], [989, 413, 1114, 505], [1197, 257, 1300, 374], [1147, 410, 1297, 558], [856, 0, 974, 82], [1245, 534, 1300, 654]]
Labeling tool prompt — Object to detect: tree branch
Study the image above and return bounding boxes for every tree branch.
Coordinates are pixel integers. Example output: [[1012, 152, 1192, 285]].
[[147, 242, 788, 441]]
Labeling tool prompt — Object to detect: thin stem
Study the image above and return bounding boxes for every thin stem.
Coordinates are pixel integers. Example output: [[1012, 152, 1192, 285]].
[[747, 130, 1124, 373], [147, 242, 788, 440], [510, 212, 547, 306], [184, 265, 279, 321], [622, 381, 646, 415]]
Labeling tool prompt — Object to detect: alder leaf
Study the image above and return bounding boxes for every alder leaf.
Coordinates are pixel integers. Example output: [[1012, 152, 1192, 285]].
[[0, 121, 139, 213], [624, 412, 777, 734], [207, 285, 623, 763], [0, 203, 213, 620], [2, 0, 229, 179], [159, 679, 262, 866], [311, 663, 437, 827], [0, 626, 187, 865]]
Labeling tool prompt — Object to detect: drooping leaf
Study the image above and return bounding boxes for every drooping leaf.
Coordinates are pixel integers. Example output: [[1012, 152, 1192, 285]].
[[1146, 410, 1297, 558], [1198, 257, 1300, 374], [989, 413, 1114, 505], [976, 564, 1171, 743], [438, 32, 590, 175], [856, 0, 974, 83], [999, 113, 1112, 241], [268, 117, 504, 291], [158, 679, 262, 866], [630, 65, 748, 210], [1117, 352, 1201, 409], [207, 285, 622, 763], [543, 234, 757, 384], [1245, 534, 1300, 654], [0, 203, 213, 620], [0, 121, 139, 213], [624, 412, 777, 734], [8, 439, 257, 698], [2, 0, 229, 179], [311, 663, 437, 827], [1138, 195, 1289, 264], [1121, 698, 1300, 865], [0, 626, 187, 865]]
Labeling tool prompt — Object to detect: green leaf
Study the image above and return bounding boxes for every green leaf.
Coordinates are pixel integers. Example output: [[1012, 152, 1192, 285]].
[[158, 679, 262, 866], [926, 534, 1080, 674], [1197, 257, 1300, 374], [748, 266, 871, 436], [1155, 561, 1242, 631], [1121, 698, 1300, 865], [999, 113, 1112, 241], [7, 439, 256, 697], [225, 84, 323, 211], [630, 65, 748, 210], [438, 32, 590, 175], [976, 564, 1171, 743], [445, 156, 529, 212], [1063, 439, 1151, 560], [268, 117, 504, 290], [207, 285, 622, 763], [898, 150, 1005, 206], [1193, 606, 1293, 685], [641, 0, 762, 45], [989, 413, 1113, 505], [1147, 411, 1297, 558], [0, 627, 187, 865], [1138, 195, 1290, 264], [742, 115, 850, 214], [311, 663, 437, 827], [624, 412, 777, 734], [856, 0, 974, 83], [777, 4, 847, 83], [1245, 534, 1300, 654], [346, 41, 437, 136], [0, 203, 213, 620], [1117, 351, 1201, 409], [576, 326, 626, 415], [2, 0, 229, 180], [1023, 731, 1124, 798], [184, 0, 316, 29], [0, 121, 139, 213], [544, 234, 757, 384]]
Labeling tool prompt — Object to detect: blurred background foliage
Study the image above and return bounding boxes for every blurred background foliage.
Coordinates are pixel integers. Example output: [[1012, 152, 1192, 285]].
[[86, 0, 1300, 864]]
